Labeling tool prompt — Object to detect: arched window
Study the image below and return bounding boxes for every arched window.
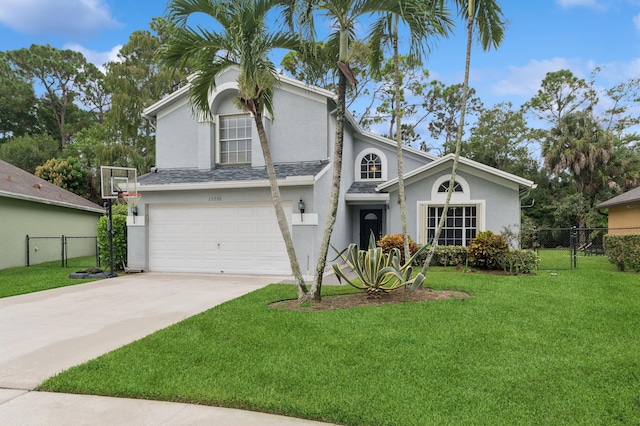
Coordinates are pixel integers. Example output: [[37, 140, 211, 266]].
[[360, 153, 382, 180], [437, 181, 463, 193]]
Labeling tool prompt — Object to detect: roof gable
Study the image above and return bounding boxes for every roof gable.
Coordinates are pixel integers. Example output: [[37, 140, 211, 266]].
[[0, 160, 103, 213], [378, 154, 536, 193]]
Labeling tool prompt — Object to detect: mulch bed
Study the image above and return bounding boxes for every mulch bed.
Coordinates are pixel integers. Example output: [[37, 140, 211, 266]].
[[269, 286, 473, 311]]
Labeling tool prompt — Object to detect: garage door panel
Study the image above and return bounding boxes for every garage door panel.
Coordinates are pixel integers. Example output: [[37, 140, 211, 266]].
[[149, 203, 290, 275]]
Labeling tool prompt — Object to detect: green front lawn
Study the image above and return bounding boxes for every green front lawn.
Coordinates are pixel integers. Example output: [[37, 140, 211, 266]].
[[39, 263, 640, 425], [0, 257, 97, 298]]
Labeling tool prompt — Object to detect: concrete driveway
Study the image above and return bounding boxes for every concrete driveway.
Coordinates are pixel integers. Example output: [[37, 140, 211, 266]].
[[0, 272, 279, 390], [0, 273, 338, 425]]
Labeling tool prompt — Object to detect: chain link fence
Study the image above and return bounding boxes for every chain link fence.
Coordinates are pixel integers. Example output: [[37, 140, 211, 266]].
[[26, 235, 99, 269], [535, 227, 640, 270]]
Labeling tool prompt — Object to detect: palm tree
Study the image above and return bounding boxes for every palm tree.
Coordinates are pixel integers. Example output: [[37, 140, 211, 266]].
[[544, 110, 615, 230], [421, 0, 505, 274], [368, 4, 451, 262], [161, 0, 309, 299], [298, 0, 451, 301]]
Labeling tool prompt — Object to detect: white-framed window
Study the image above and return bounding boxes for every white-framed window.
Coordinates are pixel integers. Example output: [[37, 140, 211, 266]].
[[355, 148, 387, 181], [437, 181, 463, 193], [427, 205, 477, 246], [361, 153, 382, 179], [417, 174, 485, 246], [218, 114, 252, 165]]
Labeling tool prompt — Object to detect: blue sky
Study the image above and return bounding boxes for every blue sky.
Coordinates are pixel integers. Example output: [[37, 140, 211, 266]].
[[1, 0, 639, 116]]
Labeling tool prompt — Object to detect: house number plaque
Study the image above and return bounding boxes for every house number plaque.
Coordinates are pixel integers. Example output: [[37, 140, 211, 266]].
[[208, 195, 222, 202]]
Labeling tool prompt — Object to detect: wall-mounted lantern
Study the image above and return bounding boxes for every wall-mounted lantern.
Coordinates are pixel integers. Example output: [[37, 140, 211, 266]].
[[298, 199, 305, 221]]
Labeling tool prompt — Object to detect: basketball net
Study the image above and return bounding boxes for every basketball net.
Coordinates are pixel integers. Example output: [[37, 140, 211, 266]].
[[119, 193, 142, 223]]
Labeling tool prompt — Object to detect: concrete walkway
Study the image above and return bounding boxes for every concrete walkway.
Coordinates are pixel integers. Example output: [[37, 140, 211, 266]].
[[0, 273, 334, 425]]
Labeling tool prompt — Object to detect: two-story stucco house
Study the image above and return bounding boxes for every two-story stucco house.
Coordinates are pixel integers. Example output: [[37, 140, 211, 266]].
[[127, 67, 535, 277]]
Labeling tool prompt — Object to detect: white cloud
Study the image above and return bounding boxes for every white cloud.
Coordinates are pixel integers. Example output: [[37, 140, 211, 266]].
[[491, 57, 588, 99], [65, 43, 122, 71], [0, 0, 122, 38]]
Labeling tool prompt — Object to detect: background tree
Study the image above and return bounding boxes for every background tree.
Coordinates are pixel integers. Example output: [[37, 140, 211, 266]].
[[6, 45, 96, 148], [522, 69, 597, 128], [35, 157, 87, 196], [0, 133, 60, 173], [425, 81, 482, 154], [463, 102, 539, 176], [0, 52, 38, 140], [525, 68, 640, 230]]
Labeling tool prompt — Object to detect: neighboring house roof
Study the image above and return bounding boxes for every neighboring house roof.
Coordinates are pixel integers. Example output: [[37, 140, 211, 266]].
[[138, 161, 330, 191], [378, 154, 537, 194], [596, 186, 640, 209], [0, 160, 103, 213]]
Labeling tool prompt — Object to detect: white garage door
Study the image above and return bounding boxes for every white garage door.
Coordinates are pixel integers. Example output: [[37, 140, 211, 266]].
[[149, 203, 291, 275]]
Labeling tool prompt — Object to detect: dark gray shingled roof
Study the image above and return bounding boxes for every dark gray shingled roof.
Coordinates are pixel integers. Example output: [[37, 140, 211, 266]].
[[596, 186, 640, 209], [346, 181, 383, 194], [139, 160, 329, 185]]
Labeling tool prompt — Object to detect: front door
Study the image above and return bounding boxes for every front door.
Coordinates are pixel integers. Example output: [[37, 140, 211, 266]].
[[359, 209, 383, 249]]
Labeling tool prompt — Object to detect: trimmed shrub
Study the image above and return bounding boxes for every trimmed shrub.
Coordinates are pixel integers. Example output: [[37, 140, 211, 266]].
[[412, 245, 467, 267], [97, 205, 128, 271], [499, 250, 539, 275], [468, 231, 508, 270], [377, 234, 418, 265], [605, 234, 640, 272], [434, 245, 468, 267]]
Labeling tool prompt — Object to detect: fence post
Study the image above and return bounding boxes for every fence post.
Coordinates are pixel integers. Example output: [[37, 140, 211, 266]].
[[61, 235, 65, 267], [95, 236, 100, 268], [26, 235, 30, 267], [571, 226, 577, 270]]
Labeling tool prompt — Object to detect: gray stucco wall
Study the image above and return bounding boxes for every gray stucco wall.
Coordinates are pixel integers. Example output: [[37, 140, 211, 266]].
[[0, 197, 101, 270], [155, 101, 200, 169], [268, 88, 329, 164], [388, 167, 521, 244]]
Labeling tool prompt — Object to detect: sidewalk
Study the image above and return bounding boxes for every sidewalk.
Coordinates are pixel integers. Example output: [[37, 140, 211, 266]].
[[0, 390, 333, 425]]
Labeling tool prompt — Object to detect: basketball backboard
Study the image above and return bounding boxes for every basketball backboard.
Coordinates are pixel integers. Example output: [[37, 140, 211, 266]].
[[100, 166, 137, 199]]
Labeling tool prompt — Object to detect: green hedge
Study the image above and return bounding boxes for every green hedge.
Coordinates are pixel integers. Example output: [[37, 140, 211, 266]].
[[412, 245, 467, 267], [97, 205, 128, 271], [604, 234, 640, 272], [499, 250, 540, 275]]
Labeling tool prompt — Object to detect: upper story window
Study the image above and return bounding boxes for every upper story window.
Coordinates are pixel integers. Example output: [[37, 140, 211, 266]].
[[355, 148, 387, 181], [219, 114, 252, 164], [360, 153, 382, 180], [438, 181, 463, 193]]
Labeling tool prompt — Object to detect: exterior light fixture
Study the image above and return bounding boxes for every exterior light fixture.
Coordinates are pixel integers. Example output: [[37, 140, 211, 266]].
[[298, 199, 305, 221]]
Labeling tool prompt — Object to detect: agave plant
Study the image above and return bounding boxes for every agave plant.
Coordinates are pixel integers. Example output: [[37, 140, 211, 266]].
[[332, 233, 427, 297]]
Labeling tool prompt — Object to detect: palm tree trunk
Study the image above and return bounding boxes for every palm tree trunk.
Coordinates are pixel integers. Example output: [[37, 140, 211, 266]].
[[254, 110, 308, 299], [310, 71, 347, 301], [421, 12, 474, 275], [393, 24, 410, 263]]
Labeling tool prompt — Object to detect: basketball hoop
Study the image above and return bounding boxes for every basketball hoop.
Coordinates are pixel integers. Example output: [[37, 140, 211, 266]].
[[119, 193, 142, 222]]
